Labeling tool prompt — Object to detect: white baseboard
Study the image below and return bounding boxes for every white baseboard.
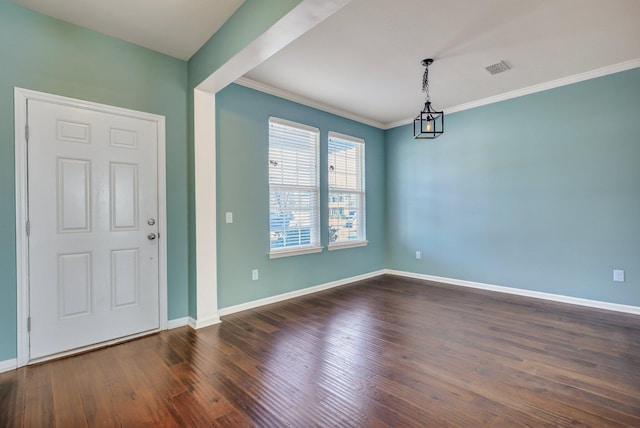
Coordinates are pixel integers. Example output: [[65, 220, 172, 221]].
[[218, 269, 386, 317], [386, 270, 640, 316], [187, 315, 221, 329], [0, 358, 17, 373], [167, 317, 189, 329]]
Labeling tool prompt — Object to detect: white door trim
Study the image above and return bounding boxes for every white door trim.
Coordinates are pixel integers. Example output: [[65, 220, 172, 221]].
[[14, 87, 168, 367]]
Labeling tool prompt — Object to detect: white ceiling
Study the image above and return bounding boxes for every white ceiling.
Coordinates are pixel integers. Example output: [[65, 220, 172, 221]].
[[8, 0, 245, 61], [244, 0, 640, 127], [11, 0, 640, 128]]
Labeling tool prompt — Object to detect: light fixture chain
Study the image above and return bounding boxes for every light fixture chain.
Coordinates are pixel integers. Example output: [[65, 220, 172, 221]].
[[422, 65, 430, 101]]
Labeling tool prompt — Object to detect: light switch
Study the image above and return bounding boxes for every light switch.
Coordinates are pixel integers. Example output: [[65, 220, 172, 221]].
[[225, 212, 233, 224]]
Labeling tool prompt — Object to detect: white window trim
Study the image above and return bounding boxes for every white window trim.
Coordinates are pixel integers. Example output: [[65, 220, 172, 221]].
[[327, 240, 368, 251], [328, 131, 364, 145], [327, 131, 366, 249], [269, 116, 319, 134], [269, 245, 324, 259]]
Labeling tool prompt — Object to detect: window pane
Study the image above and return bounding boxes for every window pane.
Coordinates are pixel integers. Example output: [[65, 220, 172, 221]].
[[328, 192, 362, 243], [328, 138, 363, 191], [270, 189, 318, 249]]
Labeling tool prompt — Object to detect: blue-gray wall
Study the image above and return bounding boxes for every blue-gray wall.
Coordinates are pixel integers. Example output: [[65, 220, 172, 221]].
[[0, 0, 189, 361], [216, 84, 386, 308], [386, 68, 640, 305]]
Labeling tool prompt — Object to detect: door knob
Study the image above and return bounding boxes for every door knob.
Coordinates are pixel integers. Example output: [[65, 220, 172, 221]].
[[147, 233, 156, 240]]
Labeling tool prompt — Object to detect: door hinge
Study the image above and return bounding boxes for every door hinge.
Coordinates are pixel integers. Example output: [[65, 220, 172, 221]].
[[27, 317, 31, 332], [26, 221, 30, 236], [25, 124, 29, 141]]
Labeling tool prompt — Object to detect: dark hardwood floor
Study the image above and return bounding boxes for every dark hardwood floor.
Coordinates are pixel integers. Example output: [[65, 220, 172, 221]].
[[2, 275, 640, 427]]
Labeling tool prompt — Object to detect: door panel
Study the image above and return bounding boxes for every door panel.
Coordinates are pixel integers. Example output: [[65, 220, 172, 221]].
[[111, 249, 139, 309], [58, 252, 92, 319], [58, 158, 91, 232], [28, 99, 159, 360], [111, 162, 139, 230]]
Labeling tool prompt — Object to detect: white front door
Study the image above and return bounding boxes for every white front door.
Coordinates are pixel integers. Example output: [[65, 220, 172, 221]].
[[27, 98, 160, 360]]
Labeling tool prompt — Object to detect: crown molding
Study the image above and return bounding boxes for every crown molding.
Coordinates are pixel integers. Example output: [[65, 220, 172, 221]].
[[391, 58, 640, 129], [237, 58, 640, 131], [234, 77, 386, 129], [384, 116, 416, 130], [445, 58, 640, 115]]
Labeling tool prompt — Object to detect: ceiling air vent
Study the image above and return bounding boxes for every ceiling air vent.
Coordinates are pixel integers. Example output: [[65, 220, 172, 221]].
[[485, 61, 511, 75]]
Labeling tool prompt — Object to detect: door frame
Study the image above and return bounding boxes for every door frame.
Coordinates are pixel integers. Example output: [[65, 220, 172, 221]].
[[14, 87, 168, 367]]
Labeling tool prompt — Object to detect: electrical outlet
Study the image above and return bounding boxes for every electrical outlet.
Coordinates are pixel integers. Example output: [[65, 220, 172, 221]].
[[252, 269, 259, 281], [613, 269, 625, 282], [225, 212, 233, 224], [416, 251, 421, 260]]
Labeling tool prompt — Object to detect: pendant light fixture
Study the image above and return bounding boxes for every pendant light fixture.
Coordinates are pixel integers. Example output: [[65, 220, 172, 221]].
[[414, 58, 444, 139]]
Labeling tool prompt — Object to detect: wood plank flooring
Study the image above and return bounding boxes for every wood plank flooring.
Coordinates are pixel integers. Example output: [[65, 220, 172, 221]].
[[2, 275, 640, 427]]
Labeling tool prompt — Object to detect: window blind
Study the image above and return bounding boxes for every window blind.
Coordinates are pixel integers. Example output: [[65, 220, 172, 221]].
[[269, 118, 320, 253], [328, 132, 366, 244]]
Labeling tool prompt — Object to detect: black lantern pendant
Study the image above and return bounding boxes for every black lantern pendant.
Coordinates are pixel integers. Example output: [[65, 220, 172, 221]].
[[414, 59, 444, 139]]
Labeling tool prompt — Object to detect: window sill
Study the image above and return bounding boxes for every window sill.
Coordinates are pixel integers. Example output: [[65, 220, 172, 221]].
[[269, 245, 323, 259], [328, 240, 368, 251]]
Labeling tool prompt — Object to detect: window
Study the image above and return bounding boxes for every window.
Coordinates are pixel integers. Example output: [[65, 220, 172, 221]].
[[328, 132, 366, 248], [268, 117, 321, 257]]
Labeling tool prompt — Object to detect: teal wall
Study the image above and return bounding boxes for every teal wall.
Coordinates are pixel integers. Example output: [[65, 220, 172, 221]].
[[386, 68, 640, 305], [186, 0, 302, 317], [1, 0, 638, 365], [216, 84, 386, 308], [0, 1, 189, 361]]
